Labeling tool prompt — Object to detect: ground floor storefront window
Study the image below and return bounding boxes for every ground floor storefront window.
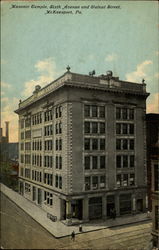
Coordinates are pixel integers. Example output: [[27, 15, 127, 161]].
[[120, 194, 131, 215], [89, 197, 102, 219]]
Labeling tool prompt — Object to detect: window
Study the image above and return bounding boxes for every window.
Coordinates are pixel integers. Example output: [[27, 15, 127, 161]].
[[59, 176, 62, 189], [100, 139, 105, 150], [59, 156, 62, 169], [25, 183, 31, 193], [59, 106, 62, 117], [129, 173, 135, 186], [122, 108, 128, 119], [130, 155, 134, 168], [116, 108, 121, 119], [84, 105, 90, 117], [20, 119, 24, 129], [92, 122, 98, 133], [92, 156, 98, 169], [99, 106, 105, 118], [44, 110, 53, 122], [116, 139, 121, 150], [129, 124, 134, 134], [129, 109, 134, 120], [44, 125, 53, 136], [116, 123, 121, 134], [55, 175, 58, 187], [117, 174, 121, 187], [92, 176, 98, 190], [92, 105, 97, 117], [116, 155, 121, 168], [56, 156, 58, 169], [100, 176, 106, 189], [130, 139, 134, 150], [85, 176, 91, 190], [44, 173, 53, 186], [59, 139, 62, 150], [20, 143, 24, 151], [21, 132, 24, 140], [85, 156, 90, 169], [59, 122, 62, 134], [44, 140, 53, 151], [56, 139, 58, 150], [25, 142, 31, 151], [123, 155, 128, 168], [123, 174, 128, 186], [25, 118, 31, 128], [25, 154, 31, 164], [55, 107, 58, 118], [20, 167, 24, 177], [84, 122, 90, 134], [92, 139, 98, 150], [44, 191, 53, 206], [123, 139, 128, 150], [85, 138, 90, 150], [100, 123, 105, 134], [25, 130, 31, 139], [122, 124, 128, 134], [100, 156, 105, 169]]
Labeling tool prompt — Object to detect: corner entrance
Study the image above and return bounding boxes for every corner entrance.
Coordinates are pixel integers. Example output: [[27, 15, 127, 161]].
[[71, 199, 83, 220]]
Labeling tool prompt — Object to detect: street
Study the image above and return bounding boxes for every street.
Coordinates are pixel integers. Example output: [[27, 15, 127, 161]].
[[0, 193, 152, 249]]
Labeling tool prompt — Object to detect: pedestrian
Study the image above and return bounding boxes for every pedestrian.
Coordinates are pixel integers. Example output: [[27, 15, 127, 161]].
[[112, 209, 116, 220], [79, 224, 82, 232], [71, 231, 75, 241]]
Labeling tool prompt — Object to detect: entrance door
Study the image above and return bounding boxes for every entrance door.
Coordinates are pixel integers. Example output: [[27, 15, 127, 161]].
[[37, 188, 42, 205], [71, 199, 83, 220], [137, 199, 143, 212], [107, 195, 115, 217]]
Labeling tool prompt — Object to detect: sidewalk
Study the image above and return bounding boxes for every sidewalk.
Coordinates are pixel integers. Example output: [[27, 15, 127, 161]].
[[0, 183, 151, 238]]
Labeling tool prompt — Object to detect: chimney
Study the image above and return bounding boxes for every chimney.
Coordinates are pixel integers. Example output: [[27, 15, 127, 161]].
[[5, 121, 9, 142]]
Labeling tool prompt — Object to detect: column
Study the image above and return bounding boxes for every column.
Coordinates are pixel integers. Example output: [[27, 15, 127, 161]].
[[132, 194, 136, 214], [83, 197, 89, 221], [115, 194, 120, 216], [102, 196, 106, 219], [66, 200, 72, 225]]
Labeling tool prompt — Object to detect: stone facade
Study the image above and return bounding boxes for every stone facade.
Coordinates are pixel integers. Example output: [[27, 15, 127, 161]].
[[15, 70, 149, 223]]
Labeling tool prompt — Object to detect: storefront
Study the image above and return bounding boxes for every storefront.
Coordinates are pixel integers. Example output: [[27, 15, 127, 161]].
[[89, 197, 102, 219]]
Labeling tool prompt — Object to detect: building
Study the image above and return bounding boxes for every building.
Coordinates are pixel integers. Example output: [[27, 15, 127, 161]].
[[146, 114, 159, 211], [0, 122, 9, 162], [146, 114, 159, 247], [15, 68, 149, 223]]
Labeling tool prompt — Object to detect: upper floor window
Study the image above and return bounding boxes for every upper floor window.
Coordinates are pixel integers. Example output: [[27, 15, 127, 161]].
[[84, 105, 90, 117], [25, 118, 31, 128], [44, 109, 53, 122], [32, 112, 42, 125], [55, 106, 62, 118], [116, 107, 134, 120], [92, 106, 97, 117], [84, 105, 105, 118], [99, 106, 105, 118], [20, 119, 25, 129]]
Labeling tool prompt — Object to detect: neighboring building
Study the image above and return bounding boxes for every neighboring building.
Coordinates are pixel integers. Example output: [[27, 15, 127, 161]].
[[0, 122, 9, 162], [151, 143, 159, 248], [146, 114, 159, 210], [146, 114, 159, 247], [15, 68, 149, 223]]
